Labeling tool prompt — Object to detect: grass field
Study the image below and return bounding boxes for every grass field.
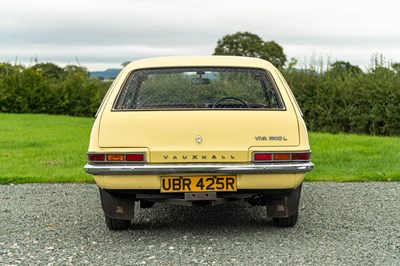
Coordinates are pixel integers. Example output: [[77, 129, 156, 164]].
[[1, 113, 399, 184], [307, 132, 400, 181], [0, 113, 94, 184]]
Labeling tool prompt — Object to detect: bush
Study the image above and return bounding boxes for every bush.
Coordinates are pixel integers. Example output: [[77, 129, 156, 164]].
[[284, 58, 400, 136], [0, 63, 109, 117]]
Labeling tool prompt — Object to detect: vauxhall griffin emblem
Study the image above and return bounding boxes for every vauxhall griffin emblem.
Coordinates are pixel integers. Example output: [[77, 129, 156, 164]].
[[196, 135, 202, 143]]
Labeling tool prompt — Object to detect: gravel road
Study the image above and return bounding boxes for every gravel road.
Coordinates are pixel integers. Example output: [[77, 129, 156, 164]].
[[0, 183, 399, 265]]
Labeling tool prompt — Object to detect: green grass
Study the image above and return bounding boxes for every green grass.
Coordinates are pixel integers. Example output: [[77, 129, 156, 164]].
[[1, 113, 399, 184], [0, 113, 94, 184], [306, 132, 400, 182]]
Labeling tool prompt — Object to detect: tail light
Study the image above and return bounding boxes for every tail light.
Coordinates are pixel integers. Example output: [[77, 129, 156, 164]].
[[88, 154, 105, 161], [292, 152, 311, 161], [253, 151, 311, 162], [253, 153, 273, 161], [88, 153, 145, 163], [126, 154, 144, 162], [274, 153, 291, 161], [107, 154, 124, 161]]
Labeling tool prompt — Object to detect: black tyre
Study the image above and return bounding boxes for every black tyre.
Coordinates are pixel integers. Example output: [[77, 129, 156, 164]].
[[104, 214, 131, 230], [272, 210, 298, 227]]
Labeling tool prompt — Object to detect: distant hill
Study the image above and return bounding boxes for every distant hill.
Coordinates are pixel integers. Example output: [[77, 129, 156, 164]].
[[90, 68, 122, 79]]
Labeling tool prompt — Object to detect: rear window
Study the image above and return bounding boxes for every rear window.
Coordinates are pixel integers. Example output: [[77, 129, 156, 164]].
[[113, 67, 285, 110]]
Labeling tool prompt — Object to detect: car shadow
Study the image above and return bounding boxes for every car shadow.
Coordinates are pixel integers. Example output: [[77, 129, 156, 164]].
[[130, 200, 275, 231]]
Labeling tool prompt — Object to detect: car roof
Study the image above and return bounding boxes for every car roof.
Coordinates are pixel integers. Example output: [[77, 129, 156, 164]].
[[124, 56, 276, 72]]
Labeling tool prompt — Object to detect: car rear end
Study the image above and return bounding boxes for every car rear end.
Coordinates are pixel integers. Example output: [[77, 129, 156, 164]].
[[84, 56, 313, 230]]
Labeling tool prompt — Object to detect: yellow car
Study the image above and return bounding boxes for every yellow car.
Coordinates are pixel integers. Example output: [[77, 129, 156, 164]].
[[84, 56, 313, 230]]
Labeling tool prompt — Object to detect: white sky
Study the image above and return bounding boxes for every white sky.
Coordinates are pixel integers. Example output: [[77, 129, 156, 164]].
[[1, 0, 399, 70]]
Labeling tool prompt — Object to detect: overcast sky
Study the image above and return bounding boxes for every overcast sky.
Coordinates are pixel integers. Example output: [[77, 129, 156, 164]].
[[1, 0, 399, 71]]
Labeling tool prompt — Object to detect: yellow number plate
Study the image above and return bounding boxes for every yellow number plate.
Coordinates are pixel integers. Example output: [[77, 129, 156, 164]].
[[160, 176, 237, 193]]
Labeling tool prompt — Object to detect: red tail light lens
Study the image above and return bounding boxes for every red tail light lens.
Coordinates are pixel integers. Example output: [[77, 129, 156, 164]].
[[253, 153, 273, 161], [126, 154, 144, 162], [292, 152, 311, 161], [88, 154, 105, 161]]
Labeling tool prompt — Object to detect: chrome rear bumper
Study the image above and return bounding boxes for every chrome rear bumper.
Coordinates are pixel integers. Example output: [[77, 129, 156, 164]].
[[84, 162, 314, 175]]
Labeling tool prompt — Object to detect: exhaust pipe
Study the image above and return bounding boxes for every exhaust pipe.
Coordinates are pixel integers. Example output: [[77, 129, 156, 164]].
[[253, 195, 262, 204], [249, 194, 266, 206]]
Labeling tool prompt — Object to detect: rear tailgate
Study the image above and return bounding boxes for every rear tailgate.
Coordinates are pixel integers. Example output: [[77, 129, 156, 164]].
[[98, 110, 299, 163]]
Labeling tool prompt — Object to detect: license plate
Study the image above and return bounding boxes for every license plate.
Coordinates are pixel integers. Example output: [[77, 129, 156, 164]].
[[160, 176, 237, 193]]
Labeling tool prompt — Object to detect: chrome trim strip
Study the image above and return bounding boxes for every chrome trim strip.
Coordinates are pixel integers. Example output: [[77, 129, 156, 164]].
[[84, 162, 314, 175]]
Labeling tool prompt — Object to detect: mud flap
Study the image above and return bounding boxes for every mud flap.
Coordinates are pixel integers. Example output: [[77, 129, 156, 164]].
[[99, 188, 135, 220], [266, 184, 302, 218]]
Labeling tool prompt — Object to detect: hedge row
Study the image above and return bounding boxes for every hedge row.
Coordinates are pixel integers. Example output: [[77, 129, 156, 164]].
[[284, 62, 400, 136], [1, 61, 400, 136], [0, 63, 110, 117]]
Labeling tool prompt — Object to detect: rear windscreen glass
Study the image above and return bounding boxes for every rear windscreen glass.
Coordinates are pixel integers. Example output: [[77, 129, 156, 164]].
[[113, 67, 285, 110]]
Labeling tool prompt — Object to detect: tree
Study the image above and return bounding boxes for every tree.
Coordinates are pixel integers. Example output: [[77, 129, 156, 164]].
[[391, 62, 400, 72], [213, 31, 287, 68], [31, 62, 64, 80], [329, 61, 362, 75]]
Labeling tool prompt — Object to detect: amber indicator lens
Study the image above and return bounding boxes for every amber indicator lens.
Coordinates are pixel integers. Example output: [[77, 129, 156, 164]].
[[126, 154, 144, 161], [274, 153, 290, 161], [253, 153, 273, 161], [107, 154, 124, 161], [88, 154, 105, 161]]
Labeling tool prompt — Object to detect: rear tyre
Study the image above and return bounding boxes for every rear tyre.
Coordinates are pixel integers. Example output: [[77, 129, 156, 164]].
[[272, 210, 298, 227], [104, 214, 131, 230]]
